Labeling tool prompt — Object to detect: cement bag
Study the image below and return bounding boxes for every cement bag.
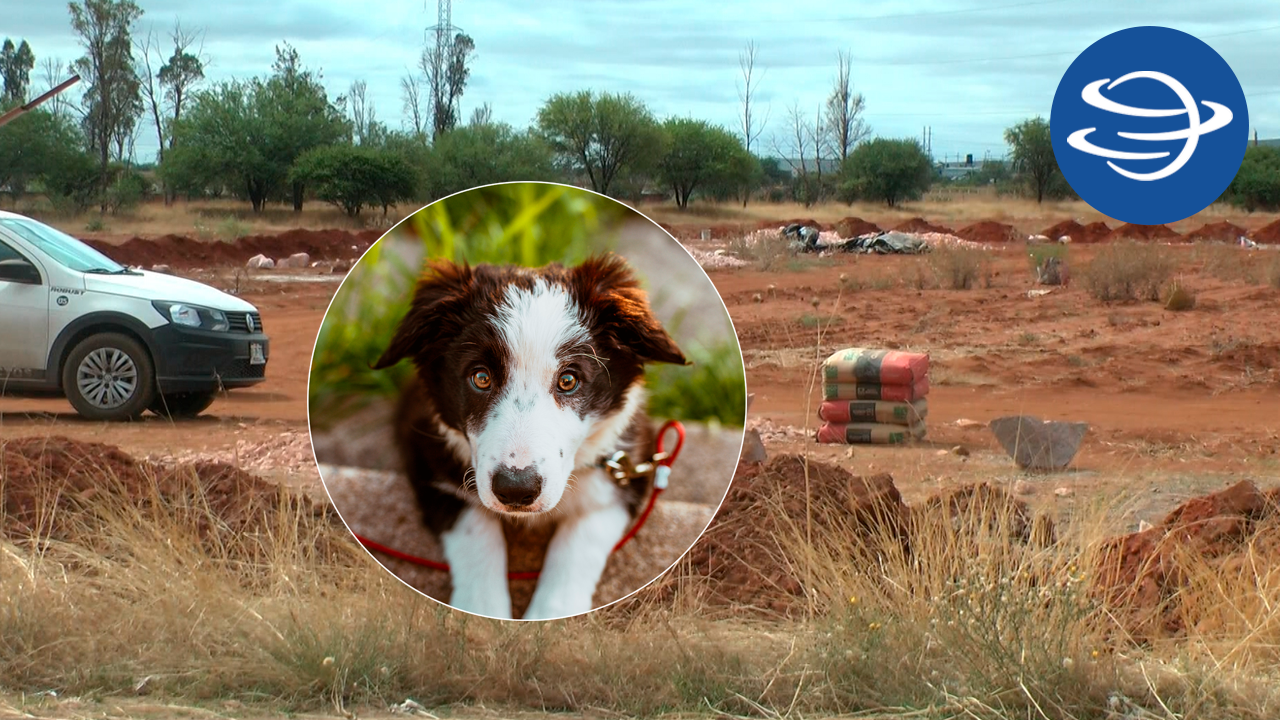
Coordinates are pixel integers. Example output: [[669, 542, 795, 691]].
[[823, 347, 929, 385], [818, 398, 928, 425], [824, 377, 929, 402], [816, 421, 926, 445]]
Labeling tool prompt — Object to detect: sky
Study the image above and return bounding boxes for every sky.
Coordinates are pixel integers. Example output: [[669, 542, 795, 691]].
[[10, 0, 1280, 165]]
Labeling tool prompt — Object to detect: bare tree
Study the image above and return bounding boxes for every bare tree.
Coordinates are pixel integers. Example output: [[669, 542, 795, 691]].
[[825, 50, 869, 163], [421, 31, 475, 140], [38, 56, 71, 118], [469, 101, 492, 126], [737, 40, 769, 154], [347, 78, 377, 144], [809, 102, 830, 199], [400, 71, 424, 137], [157, 21, 205, 150]]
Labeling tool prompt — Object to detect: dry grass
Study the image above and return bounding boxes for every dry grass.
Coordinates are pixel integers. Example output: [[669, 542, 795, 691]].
[[928, 245, 991, 290], [2, 455, 1279, 718], [1083, 242, 1179, 302]]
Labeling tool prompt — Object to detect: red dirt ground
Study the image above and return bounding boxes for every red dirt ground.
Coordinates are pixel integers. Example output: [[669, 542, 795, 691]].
[[83, 228, 381, 268], [1186, 221, 1247, 242], [894, 217, 953, 234], [956, 220, 1021, 244], [1106, 223, 1182, 242]]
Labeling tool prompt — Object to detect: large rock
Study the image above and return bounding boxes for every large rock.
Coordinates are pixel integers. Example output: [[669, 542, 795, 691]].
[[246, 254, 274, 269], [277, 252, 311, 269]]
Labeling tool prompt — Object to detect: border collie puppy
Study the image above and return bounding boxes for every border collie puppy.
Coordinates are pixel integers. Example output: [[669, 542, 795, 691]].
[[372, 253, 688, 619]]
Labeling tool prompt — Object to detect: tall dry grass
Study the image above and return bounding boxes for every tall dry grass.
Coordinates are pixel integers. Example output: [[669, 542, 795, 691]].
[[3, 455, 1279, 718]]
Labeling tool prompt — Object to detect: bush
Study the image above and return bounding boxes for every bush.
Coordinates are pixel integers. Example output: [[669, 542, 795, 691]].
[[1083, 242, 1177, 301], [840, 138, 932, 207], [1227, 145, 1280, 212], [289, 144, 418, 217], [929, 245, 989, 290], [104, 169, 147, 214]]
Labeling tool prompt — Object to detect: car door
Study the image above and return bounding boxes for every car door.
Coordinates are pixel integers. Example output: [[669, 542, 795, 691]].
[[0, 236, 50, 381]]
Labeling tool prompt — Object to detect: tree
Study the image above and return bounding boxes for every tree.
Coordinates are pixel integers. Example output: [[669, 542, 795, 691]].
[[469, 101, 492, 127], [422, 31, 475, 140], [840, 137, 932, 207], [258, 43, 349, 210], [1, 39, 36, 103], [424, 122, 557, 200], [288, 144, 417, 216], [825, 50, 869, 163], [772, 101, 822, 206], [1004, 117, 1059, 203], [38, 56, 72, 118], [0, 107, 85, 200], [162, 81, 273, 208], [535, 90, 662, 196], [736, 39, 768, 207], [657, 118, 755, 209], [400, 71, 425, 137], [139, 21, 204, 171], [1228, 145, 1280, 212], [69, 0, 145, 212]]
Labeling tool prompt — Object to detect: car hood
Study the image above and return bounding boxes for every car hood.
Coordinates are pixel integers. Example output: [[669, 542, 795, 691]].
[[83, 270, 258, 312]]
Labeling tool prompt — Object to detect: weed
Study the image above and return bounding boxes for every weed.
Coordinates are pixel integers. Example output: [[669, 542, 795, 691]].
[[727, 233, 794, 272], [1083, 241, 1177, 301], [217, 216, 251, 240], [84, 216, 105, 232], [929, 245, 989, 290]]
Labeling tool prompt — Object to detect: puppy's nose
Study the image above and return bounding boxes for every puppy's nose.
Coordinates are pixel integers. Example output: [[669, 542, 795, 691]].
[[491, 464, 542, 508]]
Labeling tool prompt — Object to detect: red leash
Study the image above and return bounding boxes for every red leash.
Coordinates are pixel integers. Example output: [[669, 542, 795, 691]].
[[353, 420, 686, 580]]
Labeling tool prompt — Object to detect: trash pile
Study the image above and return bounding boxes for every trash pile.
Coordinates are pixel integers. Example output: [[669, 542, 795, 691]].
[[815, 347, 930, 445]]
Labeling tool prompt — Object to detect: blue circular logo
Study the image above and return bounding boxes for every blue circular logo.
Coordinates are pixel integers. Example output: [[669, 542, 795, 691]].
[[1050, 26, 1248, 226]]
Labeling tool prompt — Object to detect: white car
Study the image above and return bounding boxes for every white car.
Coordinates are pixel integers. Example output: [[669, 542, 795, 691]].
[[0, 210, 270, 421]]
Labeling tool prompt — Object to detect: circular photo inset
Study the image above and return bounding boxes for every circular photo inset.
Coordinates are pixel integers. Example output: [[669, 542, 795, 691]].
[[308, 182, 746, 620]]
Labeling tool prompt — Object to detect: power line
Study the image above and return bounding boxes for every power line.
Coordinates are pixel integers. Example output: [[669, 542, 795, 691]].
[[815, 0, 1069, 22]]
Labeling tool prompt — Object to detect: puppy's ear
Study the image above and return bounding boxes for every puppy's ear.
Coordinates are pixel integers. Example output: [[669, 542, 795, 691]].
[[571, 253, 689, 366], [372, 259, 474, 370]]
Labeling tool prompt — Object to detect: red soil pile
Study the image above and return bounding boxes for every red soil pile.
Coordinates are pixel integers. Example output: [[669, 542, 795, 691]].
[[0, 436, 327, 548], [1076, 221, 1113, 243], [834, 216, 881, 238], [956, 220, 1021, 244], [1095, 480, 1280, 638], [894, 217, 952, 234], [1247, 218, 1280, 245], [1185, 221, 1246, 242], [761, 218, 825, 231], [84, 228, 381, 269], [678, 454, 906, 617], [1040, 219, 1086, 242], [1106, 223, 1182, 242]]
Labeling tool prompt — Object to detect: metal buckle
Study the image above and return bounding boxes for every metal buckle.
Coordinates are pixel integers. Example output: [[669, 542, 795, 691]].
[[602, 450, 670, 487]]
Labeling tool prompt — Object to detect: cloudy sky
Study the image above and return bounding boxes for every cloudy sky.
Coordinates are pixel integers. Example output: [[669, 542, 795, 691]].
[[12, 0, 1280, 164]]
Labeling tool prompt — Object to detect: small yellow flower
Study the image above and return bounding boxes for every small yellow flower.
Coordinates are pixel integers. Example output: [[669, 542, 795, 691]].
[[868, 622, 882, 631], [848, 595, 858, 605], [1091, 650, 1100, 659]]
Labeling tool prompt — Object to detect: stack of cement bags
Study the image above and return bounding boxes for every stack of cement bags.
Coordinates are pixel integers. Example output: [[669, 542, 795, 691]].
[[816, 347, 929, 444]]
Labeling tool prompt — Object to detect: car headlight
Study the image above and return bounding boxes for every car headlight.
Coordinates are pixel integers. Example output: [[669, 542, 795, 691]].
[[153, 301, 231, 332]]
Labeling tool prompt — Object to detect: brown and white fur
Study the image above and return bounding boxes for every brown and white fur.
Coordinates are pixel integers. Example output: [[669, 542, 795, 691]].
[[372, 253, 687, 619]]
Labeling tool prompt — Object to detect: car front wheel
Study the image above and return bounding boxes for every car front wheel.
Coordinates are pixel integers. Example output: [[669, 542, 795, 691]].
[[62, 333, 156, 421]]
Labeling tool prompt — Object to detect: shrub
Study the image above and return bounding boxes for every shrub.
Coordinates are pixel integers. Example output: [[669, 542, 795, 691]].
[[840, 137, 932, 207], [929, 245, 988, 290], [1083, 242, 1177, 301]]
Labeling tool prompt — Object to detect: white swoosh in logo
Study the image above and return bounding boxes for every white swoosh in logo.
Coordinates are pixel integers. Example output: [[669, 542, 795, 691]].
[[1066, 71, 1233, 181]]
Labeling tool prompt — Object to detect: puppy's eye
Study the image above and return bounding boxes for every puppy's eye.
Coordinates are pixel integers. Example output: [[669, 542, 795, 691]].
[[470, 369, 492, 391], [557, 372, 579, 394]]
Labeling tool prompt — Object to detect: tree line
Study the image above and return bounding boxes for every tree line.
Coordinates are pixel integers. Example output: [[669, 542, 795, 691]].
[[3, 0, 1279, 218]]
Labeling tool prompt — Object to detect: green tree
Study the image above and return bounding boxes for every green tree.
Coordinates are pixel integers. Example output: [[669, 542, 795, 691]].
[[288, 144, 417, 217], [424, 122, 557, 200], [0, 107, 86, 201], [656, 118, 755, 209], [69, 0, 145, 213], [1, 39, 36, 102], [259, 44, 349, 211], [1004, 116, 1060, 203], [840, 137, 932, 207], [535, 90, 662, 196], [1228, 145, 1280, 212], [162, 81, 274, 208]]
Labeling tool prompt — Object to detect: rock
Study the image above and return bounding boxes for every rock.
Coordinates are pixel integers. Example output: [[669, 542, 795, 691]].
[[740, 428, 767, 464], [150, 264, 171, 274], [1054, 486, 1074, 497], [936, 449, 950, 457], [247, 254, 274, 269], [277, 252, 311, 269], [1013, 479, 1035, 496], [951, 445, 970, 457], [845, 447, 855, 459], [954, 418, 985, 430]]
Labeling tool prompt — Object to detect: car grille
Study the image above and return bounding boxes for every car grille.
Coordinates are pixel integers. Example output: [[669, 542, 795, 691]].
[[219, 358, 266, 380], [227, 312, 263, 333]]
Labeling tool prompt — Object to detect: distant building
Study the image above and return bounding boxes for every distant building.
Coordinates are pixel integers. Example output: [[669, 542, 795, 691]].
[[936, 153, 987, 181]]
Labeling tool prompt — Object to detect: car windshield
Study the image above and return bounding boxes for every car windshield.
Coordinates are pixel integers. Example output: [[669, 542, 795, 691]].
[[0, 217, 127, 274]]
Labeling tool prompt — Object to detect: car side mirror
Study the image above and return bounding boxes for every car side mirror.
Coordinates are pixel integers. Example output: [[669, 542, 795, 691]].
[[0, 258, 41, 285]]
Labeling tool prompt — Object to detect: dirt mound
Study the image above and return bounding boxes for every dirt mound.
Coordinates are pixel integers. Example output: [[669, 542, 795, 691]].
[[1186, 221, 1247, 243], [85, 228, 380, 269], [894, 217, 952, 234], [1077, 221, 1113, 243], [1247, 219, 1280, 244], [956, 220, 1020, 244], [760, 218, 824, 231], [834, 216, 881, 238], [1040, 220, 1085, 242], [680, 454, 906, 616], [0, 436, 325, 547], [1095, 480, 1280, 638], [1106, 223, 1182, 242]]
